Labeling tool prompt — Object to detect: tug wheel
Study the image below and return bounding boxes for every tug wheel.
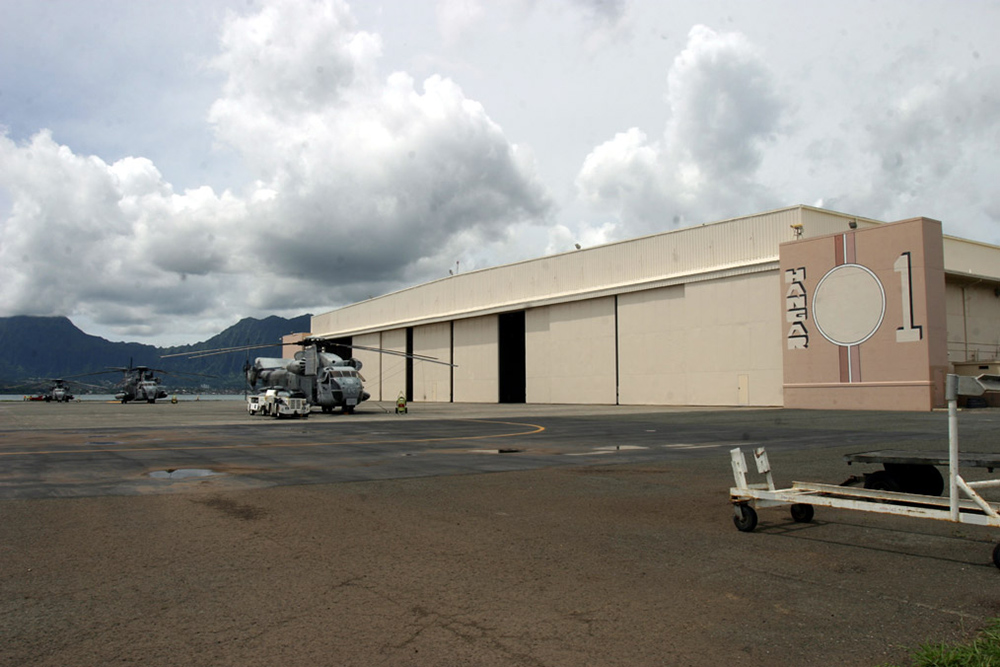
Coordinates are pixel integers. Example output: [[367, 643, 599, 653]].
[[790, 503, 814, 523], [733, 504, 758, 532], [887, 464, 944, 496], [864, 470, 902, 492], [992, 543, 1000, 570]]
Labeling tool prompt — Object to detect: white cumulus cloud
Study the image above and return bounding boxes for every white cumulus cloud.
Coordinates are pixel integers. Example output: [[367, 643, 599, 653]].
[[575, 25, 783, 238], [0, 0, 551, 342], [2, 0, 998, 345]]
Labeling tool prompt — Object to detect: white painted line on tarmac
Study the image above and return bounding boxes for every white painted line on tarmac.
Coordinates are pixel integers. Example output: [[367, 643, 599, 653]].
[[594, 445, 648, 451], [565, 444, 649, 457], [663, 443, 726, 450]]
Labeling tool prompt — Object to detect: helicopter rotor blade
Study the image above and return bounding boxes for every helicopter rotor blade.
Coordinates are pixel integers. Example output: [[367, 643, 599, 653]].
[[153, 369, 218, 378], [161, 342, 284, 359], [329, 342, 457, 367], [164, 338, 455, 365], [76, 380, 110, 390]]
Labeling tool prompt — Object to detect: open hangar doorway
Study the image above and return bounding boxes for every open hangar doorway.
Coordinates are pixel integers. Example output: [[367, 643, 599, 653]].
[[498, 311, 526, 403], [320, 337, 354, 362]]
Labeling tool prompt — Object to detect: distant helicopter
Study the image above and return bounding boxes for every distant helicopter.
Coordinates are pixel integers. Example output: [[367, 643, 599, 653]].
[[166, 340, 453, 414], [86, 361, 213, 404], [25, 378, 104, 402]]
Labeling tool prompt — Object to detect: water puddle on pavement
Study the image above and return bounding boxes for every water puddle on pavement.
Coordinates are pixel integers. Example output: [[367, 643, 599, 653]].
[[148, 468, 224, 480], [462, 448, 525, 454]]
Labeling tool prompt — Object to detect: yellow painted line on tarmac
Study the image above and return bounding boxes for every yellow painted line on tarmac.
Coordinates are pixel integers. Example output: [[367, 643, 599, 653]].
[[0, 419, 546, 457]]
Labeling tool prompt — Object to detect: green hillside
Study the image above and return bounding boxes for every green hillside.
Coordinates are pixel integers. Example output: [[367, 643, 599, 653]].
[[0, 314, 312, 392]]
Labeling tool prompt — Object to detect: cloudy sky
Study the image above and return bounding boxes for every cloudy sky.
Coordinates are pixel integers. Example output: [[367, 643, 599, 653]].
[[1, 0, 998, 345]]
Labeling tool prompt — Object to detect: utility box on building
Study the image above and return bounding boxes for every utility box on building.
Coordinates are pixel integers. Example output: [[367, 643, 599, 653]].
[[953, 361, 1000, 407]]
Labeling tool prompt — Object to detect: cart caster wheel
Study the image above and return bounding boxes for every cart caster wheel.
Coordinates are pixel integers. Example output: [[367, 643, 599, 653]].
[[790, 503, 815, 523], [993, 543, 1000, 570], [733, 504, 758, 532]]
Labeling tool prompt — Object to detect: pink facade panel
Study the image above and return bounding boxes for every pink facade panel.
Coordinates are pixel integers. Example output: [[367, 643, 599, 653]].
[[780, 218, 948, 411]]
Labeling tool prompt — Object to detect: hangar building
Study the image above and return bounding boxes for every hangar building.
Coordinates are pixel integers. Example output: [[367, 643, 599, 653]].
[[310, 205, 1000, 411]]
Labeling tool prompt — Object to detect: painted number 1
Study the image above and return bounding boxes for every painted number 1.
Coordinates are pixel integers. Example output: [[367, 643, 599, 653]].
[[894, 252, 922, 342]]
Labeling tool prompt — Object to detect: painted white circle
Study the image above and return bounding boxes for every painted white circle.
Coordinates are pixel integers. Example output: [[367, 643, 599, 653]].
[[812, 264, 885, 346]]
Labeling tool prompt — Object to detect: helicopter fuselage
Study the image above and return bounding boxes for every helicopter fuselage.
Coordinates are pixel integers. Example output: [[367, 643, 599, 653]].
[[117, 378, 168, 404], [47, 386, 73, 402], [250, 348, 370, 413]]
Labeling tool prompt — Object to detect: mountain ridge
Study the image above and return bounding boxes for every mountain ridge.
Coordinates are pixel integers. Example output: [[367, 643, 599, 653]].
[[0, 314, 313, 392]]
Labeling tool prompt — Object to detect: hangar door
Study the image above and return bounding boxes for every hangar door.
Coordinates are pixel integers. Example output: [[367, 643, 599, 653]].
[[498, 311, 526, 403]]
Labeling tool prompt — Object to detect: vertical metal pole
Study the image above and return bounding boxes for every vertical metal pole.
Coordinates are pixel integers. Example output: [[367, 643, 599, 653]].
[[946, 374, 959, 521]]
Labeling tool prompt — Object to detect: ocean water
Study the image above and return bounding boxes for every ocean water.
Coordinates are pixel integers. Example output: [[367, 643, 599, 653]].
[[0, 394, 244, 402]]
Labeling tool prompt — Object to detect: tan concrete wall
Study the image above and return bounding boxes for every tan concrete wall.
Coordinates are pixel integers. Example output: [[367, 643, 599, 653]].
[[945, 281, 1000, 363], [412, 322, 452, 402], [617, 285, 688, 405], [617, 272, 783, 406], [453, 315, 498, 403], [525, 297, 617, 404], [375, 329, 407, 404], [684, 273, 784, 407], [281, 332, 309, 360]]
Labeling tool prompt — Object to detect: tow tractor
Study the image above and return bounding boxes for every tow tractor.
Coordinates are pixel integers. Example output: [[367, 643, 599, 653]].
[[730, 374, 1000, 568], [247, 387, 311, 419]]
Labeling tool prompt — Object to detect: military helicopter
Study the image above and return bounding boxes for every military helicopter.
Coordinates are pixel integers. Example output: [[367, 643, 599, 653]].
[[165, 339, 453, 414], [25, 377, 104, 402], [112, 365, 168, 404], [86, 361, 213, 404]]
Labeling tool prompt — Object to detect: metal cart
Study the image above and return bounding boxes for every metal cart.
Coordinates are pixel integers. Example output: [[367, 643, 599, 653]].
[[729, 373, 1000, 569]]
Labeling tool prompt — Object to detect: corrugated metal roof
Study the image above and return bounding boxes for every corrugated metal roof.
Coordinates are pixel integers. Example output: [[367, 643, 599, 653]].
[[943, 235, 1000, 283], [314, 205, 836, 337], [313, 205, 997, 339]]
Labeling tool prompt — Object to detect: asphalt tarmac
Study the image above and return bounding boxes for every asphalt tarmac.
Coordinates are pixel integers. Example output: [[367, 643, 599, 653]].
[[2, 399, 1000, 666]]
